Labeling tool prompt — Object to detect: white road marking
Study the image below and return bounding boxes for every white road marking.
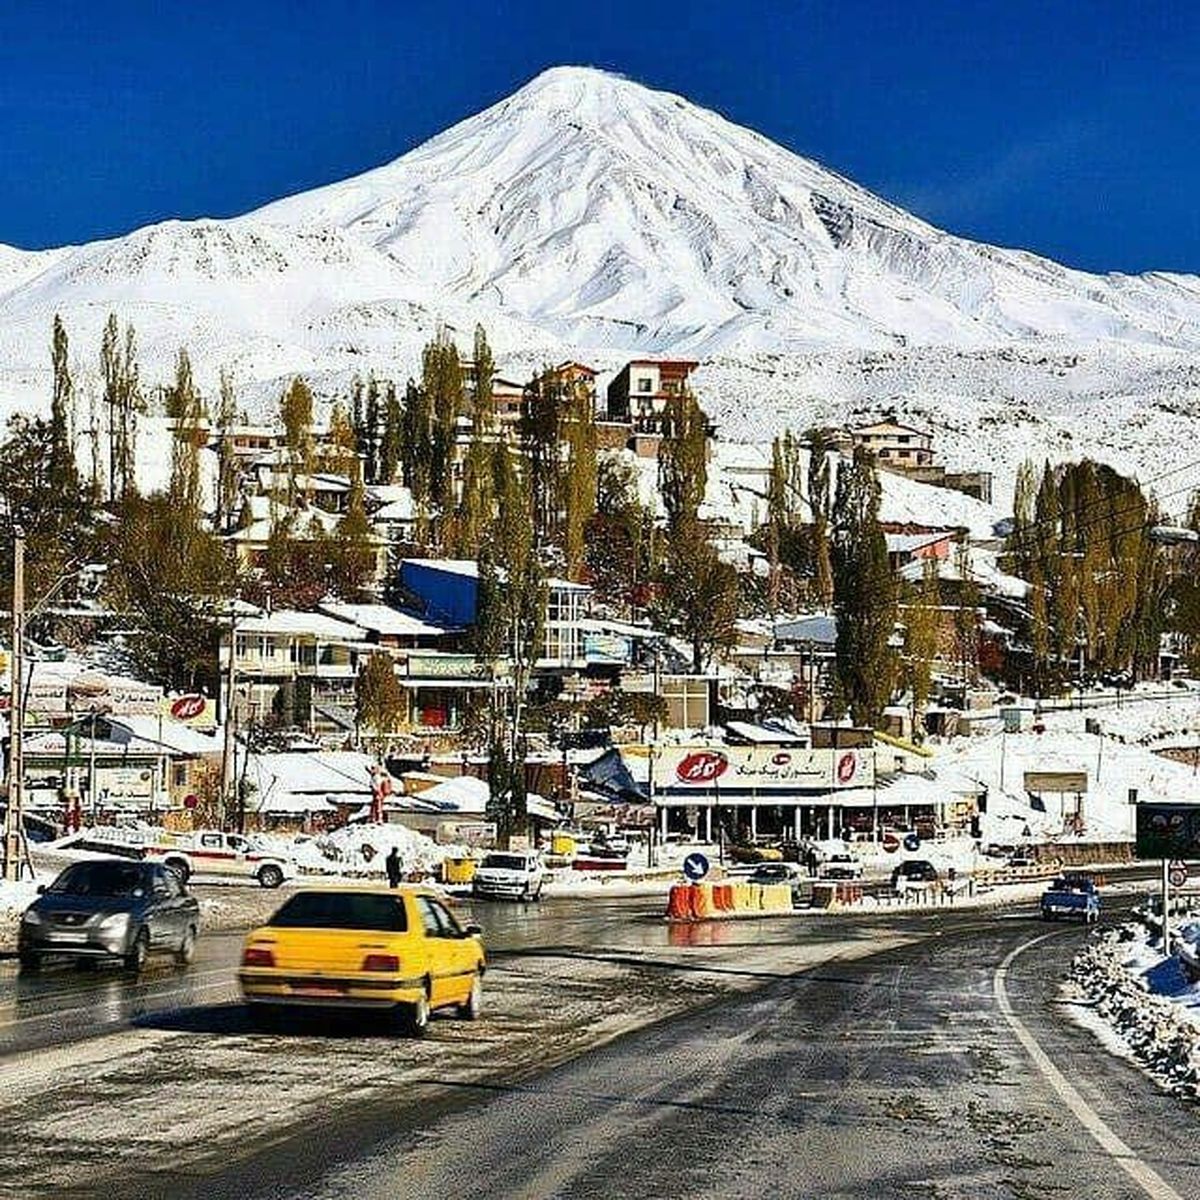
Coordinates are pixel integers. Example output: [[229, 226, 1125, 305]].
[[994, 932, 1185, 1200]]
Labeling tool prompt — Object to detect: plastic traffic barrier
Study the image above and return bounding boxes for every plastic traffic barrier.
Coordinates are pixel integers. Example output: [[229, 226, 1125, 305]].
[[732, 882, 753, 912], [690, 882, 716, 920], [712, 882, 736, 912], [666, 884, 693, 921]]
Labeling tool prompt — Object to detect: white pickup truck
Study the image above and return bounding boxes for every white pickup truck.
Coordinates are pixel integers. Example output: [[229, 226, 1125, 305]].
[[146, 830, 294, 888]]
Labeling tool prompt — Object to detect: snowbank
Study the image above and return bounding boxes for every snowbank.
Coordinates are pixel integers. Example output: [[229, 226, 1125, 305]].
[[1068, 923, 1200, 1097]]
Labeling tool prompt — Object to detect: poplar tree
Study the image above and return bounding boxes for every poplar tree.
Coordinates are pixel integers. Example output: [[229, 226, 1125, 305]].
[[657, 389, 737, 672], [476, 442, 544, 843], [401, 378, 432, 504], [280, 376, 314, 506], [48, 315, 79, 502], [562, 376, 597, 580], [379, 382, 403, 485], [214, 368, 239, 532], [831, 447, 896, 724], [806, 427, 834, 607], [167, 349, 205, 522]]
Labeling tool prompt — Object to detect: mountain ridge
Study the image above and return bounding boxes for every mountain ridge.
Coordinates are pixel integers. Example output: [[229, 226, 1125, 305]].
[[0, 64, 1198, 505]]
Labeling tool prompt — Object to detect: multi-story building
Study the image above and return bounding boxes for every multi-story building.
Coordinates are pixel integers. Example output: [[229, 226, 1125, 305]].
[[851, 421, 935, 468], [606, 359, 699, 432]]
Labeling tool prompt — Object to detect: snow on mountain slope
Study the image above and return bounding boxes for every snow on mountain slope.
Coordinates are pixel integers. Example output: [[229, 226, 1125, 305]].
[[0, 65, 1198, 506], [250, 66, 1200, 355]]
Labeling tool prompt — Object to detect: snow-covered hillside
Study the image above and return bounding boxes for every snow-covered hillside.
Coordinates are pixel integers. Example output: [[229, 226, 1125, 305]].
[[2, 65, 1200, 505]]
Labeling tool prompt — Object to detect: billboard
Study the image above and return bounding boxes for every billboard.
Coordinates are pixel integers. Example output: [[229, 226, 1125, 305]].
[[1024, 770, 1088, 794], [651, 744, 873, 796], [1135, 803, 1200, 861]]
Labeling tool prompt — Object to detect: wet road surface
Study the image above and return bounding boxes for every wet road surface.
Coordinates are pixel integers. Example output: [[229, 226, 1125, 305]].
[[3, 892, 1195, 1199]]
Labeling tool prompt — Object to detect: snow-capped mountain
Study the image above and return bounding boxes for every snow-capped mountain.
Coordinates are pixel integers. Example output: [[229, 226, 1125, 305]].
[[1, 65, 1199, 506]]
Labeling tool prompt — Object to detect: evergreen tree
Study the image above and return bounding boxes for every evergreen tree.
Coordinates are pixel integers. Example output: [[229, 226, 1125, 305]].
[[830, 447, 896, 725], [363, 375, 380, 484], [330, 470, 377, 600]]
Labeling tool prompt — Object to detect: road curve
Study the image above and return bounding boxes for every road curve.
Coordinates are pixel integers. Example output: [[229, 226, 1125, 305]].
[[254, 909, 1200, 1200]]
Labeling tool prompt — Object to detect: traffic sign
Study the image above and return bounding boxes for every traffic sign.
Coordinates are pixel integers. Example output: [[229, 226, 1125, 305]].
[[682, 852, 710, 881], [1169, 861, 1188, 888], [881, 832, 900, 854], [903, 833, 921, 853]]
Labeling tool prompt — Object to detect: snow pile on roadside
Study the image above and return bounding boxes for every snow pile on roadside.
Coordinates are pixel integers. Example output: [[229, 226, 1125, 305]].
[[310, 823, 461, 877], [1068, 924, 1200, 1096]]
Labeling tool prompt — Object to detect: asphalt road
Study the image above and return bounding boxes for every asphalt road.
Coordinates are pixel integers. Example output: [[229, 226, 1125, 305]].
[[243, 902, 1200, 1200], [2, 892, 1197, 1200]]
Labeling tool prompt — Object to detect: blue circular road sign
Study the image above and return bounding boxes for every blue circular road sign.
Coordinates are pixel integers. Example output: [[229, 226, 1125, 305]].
[[903, 833, 921, 853], [683, 852, 710, 881]]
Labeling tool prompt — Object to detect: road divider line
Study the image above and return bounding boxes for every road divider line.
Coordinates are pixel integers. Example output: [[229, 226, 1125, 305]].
[[994, 932, 1185, 1200]]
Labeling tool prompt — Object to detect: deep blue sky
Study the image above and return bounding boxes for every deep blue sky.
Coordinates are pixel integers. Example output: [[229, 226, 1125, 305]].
[[2, 1, 1197, 273]]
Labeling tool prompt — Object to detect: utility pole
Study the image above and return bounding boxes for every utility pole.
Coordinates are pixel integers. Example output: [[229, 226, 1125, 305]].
[[3, 530, 30, 882], [220, 607, 237, 830]]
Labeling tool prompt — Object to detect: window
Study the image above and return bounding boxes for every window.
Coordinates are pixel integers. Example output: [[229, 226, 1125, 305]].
[[173, 764, 187, 787], [428, 899, 463, 937], [268, 891, 408, 931], [637, 378, 652, 393], [201, 833, 223, 849], [415, 896, 443, 937]]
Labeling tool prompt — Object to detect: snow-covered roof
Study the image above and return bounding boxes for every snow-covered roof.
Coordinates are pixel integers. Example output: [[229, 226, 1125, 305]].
[[236, 609, 367, 639], [886, 532, 950, 554], [318, 602, 453, 638], [774, 614, 836, 646]]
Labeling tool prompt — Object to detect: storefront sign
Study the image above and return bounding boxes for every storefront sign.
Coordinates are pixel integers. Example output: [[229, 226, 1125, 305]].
[[656, 744, 874, 795], [583, 633, 632, 665], [406, 655, 489, 680]]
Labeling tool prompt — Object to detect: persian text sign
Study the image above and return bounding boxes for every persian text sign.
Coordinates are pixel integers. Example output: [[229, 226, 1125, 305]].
[[656, 745, 873, 794]]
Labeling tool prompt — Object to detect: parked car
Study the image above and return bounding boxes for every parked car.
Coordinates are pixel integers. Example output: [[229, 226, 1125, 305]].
[[238, 886, 485, 1035], [1040, 874, 1100, 923], [18, 859, 200, 972], [892, 860, 940, 890], [820, 853, 863, 880], [749, 861, 807, 906], [472, 851, 545, 900]]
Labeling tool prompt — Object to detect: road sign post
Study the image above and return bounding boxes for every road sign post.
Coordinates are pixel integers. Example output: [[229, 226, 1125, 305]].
[[1163, 857, 1172, 957]]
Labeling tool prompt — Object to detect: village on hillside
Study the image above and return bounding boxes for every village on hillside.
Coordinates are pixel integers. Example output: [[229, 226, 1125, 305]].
[[2, 315, 1199, 888]]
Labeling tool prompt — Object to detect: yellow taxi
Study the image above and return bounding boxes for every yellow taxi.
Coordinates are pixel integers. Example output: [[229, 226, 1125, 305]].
[[238, 885, 485, 1035]]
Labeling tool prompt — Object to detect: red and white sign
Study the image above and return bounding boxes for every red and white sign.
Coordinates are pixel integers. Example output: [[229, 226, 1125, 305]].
[[165, 693, 216, 731], [657, 745, 874, 793], [674, 751, 729, 786], [836, 752, 858, 785]]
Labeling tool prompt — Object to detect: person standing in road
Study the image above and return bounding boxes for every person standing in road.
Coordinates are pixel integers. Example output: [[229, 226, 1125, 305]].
[[385, 846, 402, 889], [805, 845, 819, 878]]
